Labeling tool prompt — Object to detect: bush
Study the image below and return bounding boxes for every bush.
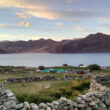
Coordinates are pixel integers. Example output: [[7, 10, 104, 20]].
[[38, 66, 45, 70], [63, 64, 68, 67], [70, 80, 90, 92], [88, 64, 100, 71], [16, 93, 56, 104], [78, 64, 84, 67]]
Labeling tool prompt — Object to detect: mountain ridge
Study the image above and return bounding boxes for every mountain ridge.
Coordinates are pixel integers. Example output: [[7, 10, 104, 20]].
[[0, 32, 110, 54]]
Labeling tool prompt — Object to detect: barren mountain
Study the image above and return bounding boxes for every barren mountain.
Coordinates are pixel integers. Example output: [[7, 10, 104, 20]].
[[0, 33, 110, 53], [51, 33, 110, 53]]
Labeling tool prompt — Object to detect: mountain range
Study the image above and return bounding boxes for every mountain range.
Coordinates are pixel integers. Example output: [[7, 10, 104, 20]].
[[0, 32, 110, 54]]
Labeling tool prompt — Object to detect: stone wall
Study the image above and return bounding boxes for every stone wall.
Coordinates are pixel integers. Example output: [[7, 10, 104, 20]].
[[7, 75, 56, 83], [6, 75, 76, 84], [0, 75, 110, 110], [95, 74, 110, 84]]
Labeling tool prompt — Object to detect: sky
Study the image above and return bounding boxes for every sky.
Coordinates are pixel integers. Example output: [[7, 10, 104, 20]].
[[0, 0, 110, 41]]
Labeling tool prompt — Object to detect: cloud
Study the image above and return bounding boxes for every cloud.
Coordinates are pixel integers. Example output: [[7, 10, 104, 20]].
[[100, 24, 110, 29], [18, 22, 30, 27], [0, 0, 58, 20], [0, 23, 30, 28], [98, 17, 110, 23], [0, 0, 103, 21], [0, 33, 43, 41], [66, 0, 73, 3], [16, 12, 30, 19], [0, 33, 63, 41], [0, 34, 24, 41], [55, 22, 64, 26], [74, 26, 86, 31], [25, 9, 60, 20], [0, 24, 19, 28], [74, 26, 96, 32], [0, 24, 11, 28]]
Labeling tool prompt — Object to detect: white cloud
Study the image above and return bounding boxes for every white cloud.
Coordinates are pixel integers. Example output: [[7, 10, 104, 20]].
[[0, 34, 43, 41], [0, 33, 66, 41], [66, 0, 73, 3], [18, 22, 30, 27], [0, 24, 10, 28], [16, 12, 30, 19], [0, 0, 59, 20], [74, 26, 86, 31], [98, 17, 110, 23], [0, 0, 101, 21], [55, 22, 64, 26], [0, 24, 19, 28], [100, 24, 110, 29]]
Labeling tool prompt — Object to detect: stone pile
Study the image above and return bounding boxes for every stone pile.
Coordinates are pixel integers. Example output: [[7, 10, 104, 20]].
[[7, 75, 56, 83], [60, 75, 74, 80], [0, 75, 110, 110], [95, 74, 110, 84]]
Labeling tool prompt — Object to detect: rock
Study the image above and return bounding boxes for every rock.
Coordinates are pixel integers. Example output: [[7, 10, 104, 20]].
[[89, 102, 96, 106], [30, 103, 39, 110], [16, 103, 24, 110], [71, 102, 77, 108], [52, 101, 59, 105], [75, 97, 85, 104], [77, 103, 85, 108], [47, 107, 51, 110], [5, 90, 14, 97], [24, 102, 30, 110], [63, 106, 69, 110], [60, 97, 68, 102], [39, 103, 47, 109], [85, 107, 92, 110]]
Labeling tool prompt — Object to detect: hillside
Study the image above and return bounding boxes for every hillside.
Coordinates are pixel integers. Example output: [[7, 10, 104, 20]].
[[0, 39, 60, 53], [0, 33, 110, 53], [51, 33, 110, 53]]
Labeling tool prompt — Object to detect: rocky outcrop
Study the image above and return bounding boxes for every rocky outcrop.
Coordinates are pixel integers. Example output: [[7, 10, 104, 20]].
[[0, 75, 110, 110]]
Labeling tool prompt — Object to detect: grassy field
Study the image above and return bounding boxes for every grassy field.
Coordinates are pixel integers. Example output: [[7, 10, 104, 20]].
[[0, 66, 90, 104], [4, 79, 90, 104], [1, 65, 109, 104]]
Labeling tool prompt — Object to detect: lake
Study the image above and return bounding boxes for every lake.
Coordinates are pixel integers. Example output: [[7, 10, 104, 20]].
[[0, 53, 109, 67]]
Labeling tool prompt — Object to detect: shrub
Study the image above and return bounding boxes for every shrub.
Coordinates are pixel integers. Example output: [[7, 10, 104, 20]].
[[70, 80, 90, 92], [16, 93, 56, 104], [72, 90, 80, 97], [63, 64, 68, 67], [38, 66, 45, 70], [88, 64, 100, 71], [78, 64, 84, 67]]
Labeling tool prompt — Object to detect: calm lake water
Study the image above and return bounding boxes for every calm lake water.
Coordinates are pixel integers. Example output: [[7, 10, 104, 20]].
[[0, 53, 110, 67]]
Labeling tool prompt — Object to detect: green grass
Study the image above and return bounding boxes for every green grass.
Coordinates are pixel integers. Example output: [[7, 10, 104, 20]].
[[53, 66, 86, 70], [0, 66, 91, 104], [4, 79, 90, 104]]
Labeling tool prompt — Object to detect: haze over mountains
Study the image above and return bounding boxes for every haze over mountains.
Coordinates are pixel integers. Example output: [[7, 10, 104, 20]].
[[0, 33, 110, 54]]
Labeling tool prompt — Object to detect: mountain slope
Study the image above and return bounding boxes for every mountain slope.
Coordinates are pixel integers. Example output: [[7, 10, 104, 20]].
[[51, 33, 110, 53], [0, 32, 110, 53], [0, 39, 60, 53]]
